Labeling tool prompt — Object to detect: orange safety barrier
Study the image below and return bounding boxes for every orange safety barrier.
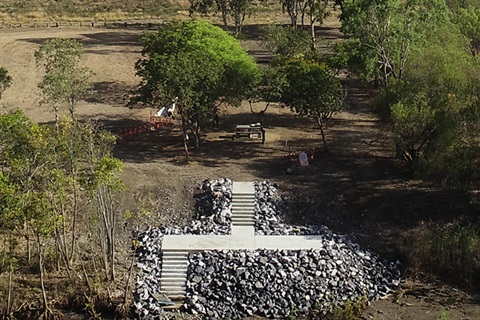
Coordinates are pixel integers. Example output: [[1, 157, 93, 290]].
[[117, 115, 173, 144]]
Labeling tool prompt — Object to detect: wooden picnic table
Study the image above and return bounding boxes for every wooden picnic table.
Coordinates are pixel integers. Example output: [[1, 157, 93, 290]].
[[234, 124, 265, 144]]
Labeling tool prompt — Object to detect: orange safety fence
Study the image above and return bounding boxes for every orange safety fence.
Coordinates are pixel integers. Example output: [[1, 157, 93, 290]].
[[117, 116, 172, 143]]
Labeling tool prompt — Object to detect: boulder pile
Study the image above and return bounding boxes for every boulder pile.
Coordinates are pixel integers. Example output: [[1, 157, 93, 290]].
[[132, 179, 402, 319], [162, 178, 233, 235], [185, 247, 401, 318], [132, 227, 164, 319]]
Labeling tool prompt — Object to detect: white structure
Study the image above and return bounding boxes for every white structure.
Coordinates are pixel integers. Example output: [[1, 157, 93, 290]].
[[155, 97, 177, 118]]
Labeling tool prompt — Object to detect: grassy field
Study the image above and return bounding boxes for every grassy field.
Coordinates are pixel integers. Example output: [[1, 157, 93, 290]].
[[0, 0, 284, 24]]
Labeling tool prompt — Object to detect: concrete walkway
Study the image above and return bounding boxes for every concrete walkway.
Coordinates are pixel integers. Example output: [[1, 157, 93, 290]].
[[160, 181, 326, 303]]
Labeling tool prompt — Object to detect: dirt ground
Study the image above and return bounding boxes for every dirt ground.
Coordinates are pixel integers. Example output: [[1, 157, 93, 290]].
[[1, 22, 480, 319]]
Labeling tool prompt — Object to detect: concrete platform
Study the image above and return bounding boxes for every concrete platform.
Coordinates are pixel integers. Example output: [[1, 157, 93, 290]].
[[232, 181, 254, 194], [162, 234, 325, 251]]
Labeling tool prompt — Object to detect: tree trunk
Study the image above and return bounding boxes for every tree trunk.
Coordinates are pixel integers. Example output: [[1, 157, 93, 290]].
[[108, 188, 116, 282], [234, 12, 246, 35], [69, 164, 78, 263], [193, 123, 200, 148], [319, 126, 328, 151], [181, 117, 190, 163], [7, 267, 13, 316], [310, 19, 316, 51], [26, 223, 31, 263], [217, 0, 228, 29], [36, 234, 49, 314]]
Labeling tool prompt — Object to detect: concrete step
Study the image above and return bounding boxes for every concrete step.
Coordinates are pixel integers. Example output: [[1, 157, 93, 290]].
[[232, 206, 254, 210], [232, 204, 255, 208], [161, 284, 186, 290], [232, 197, 255, 203], [232, 222, 255, 226], [232, 217, 254, 222], [162, 302, 184, 310], [232, 205, 255, 210], [162, 258, 188, 264], [161, 272, 187, 278], [162, 264, 188, 270], [232, 209, 255, 216], [162, 278, 187, 284], [232, 198, 254, 202], [232, 214, 254, 218], [162, 251, 189, 256]]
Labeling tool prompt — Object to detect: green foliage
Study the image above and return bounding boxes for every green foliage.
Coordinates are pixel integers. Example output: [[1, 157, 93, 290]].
[[339, 0, 450, 85], [278, 58, 343, 149], [0, 67, 12, 100], [391, 99, 437, 171], [388, 23, 480, 185], [0, 108, 124, 282], [453, 7, 480, 56], [259, 24, 311, 58], [135, 20, 260, 154], [248, 65, 287, 105], [310, 296, 368, 320], [438, 308, 448, 320], [35, 38, 93, 119], [446, 0, 480, 11], [329, 296, 368, 320], [408, 223, 480, 287]]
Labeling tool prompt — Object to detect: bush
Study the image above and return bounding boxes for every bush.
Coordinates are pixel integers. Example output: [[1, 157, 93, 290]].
[[407, 223, 480, 287]]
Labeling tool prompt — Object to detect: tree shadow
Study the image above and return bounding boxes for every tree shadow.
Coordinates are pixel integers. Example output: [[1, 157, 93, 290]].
[[20, 30, 142, 55], [85, 81, 137, 106]]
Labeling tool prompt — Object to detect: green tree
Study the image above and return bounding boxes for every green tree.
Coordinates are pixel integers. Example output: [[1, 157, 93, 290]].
[[305, 0, 330, 50], [453, 7, 480, 56], [389, 23, 480, 186], [0, 67, 12, 100], [248, 66, 287, 124], [134, 21, 260, 161], [35, 38, 93, 123], [259, 24, 311, 58], [279, 58, 344, 150], [339, 0, 449, 86]]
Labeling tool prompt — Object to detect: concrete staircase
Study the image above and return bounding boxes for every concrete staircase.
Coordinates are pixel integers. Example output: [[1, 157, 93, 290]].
[[160, 250, 188, 307], [231, 185, 255, 228]]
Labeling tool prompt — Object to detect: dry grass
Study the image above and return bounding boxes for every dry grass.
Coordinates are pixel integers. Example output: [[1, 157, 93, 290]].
[[406, 222, 480, 288], [0, 0, 289, 24]]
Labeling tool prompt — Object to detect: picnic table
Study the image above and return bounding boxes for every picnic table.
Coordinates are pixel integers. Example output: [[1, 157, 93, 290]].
[[234, 124, 265, 144]]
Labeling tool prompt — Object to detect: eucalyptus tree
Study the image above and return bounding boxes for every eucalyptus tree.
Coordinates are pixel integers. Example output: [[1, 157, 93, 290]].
[[35, 38, 93, 123], [339, 0, 449, 86]]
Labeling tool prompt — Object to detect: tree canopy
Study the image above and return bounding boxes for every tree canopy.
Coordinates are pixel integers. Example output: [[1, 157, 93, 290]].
[[134, 20, 260, 161], [35, 38, 93, 122], [338, 0, 449, 86], [277, 58, 344, 150], [337, 0, 480, 187]]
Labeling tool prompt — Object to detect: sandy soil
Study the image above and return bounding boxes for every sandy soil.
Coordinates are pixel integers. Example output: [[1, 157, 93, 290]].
[[1, 24, 479, 320]]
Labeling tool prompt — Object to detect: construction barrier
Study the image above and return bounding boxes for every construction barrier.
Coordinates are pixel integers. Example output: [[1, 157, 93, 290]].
[[117, 116, 172, 143]]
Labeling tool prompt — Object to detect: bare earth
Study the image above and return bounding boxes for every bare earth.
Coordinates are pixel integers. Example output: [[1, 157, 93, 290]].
[[1, 25, 479, 319]]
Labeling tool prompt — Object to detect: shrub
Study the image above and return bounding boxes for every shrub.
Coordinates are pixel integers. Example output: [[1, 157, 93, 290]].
[[407, 223, 480, 287]]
